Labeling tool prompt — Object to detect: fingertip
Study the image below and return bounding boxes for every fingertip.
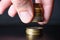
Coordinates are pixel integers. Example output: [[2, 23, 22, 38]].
[[8, 11, 14, 17], [38, 21, 48, 25], [18, 11, 33, 24], [11, 0, 34, 23], [8, 5, 17, 17], [38, 22, 44, 25]]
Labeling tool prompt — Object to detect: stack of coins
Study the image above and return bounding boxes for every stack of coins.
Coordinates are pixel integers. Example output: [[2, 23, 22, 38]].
[[32, 3, 43, 22], [26, 27, 43, 40], [25, 3, 44, 40]]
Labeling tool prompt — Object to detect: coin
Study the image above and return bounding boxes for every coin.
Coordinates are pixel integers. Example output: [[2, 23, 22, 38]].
[[26, 27, 43, 35], [26, 27, 43, 40], [32, 3, 43, 22]]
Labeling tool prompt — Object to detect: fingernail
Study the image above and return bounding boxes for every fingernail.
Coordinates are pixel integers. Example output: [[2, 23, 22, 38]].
[[18, 11, 32, 23]]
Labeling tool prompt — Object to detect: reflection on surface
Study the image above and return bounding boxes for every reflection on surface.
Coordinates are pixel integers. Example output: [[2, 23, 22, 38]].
[[0, 33, 54, 40], [0, 25, 58, 40]]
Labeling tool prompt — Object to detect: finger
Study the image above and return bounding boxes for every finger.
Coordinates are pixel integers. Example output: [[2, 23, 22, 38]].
[[8, 5, 17, 17], [0, 0, 11, 15], [11, 0, 34, 23], [38, 21, 48, 25], [38, 0, 54, 25], [35, 0, 42, 3]]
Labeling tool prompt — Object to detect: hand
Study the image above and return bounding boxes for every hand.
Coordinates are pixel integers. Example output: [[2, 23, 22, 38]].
[[0, 0, 54, 25]]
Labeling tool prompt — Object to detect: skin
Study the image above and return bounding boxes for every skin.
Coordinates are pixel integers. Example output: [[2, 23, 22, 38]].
[[0, 0, 54, 25]]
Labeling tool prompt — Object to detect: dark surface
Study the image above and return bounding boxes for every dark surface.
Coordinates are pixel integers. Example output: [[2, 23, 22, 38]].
[[0, 25, 60, 40], [0, 33, 54, 40]]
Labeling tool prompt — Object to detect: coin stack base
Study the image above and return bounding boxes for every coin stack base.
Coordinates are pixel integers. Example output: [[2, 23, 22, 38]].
[[26, 27, 43, 40]]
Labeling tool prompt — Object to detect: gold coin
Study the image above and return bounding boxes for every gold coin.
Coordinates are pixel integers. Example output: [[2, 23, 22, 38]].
[[26, 27, 43, 35], [32, 3, 43, 22]]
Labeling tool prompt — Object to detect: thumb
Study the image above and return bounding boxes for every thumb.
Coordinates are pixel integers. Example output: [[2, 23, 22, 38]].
[[11, 0, 34, 23]]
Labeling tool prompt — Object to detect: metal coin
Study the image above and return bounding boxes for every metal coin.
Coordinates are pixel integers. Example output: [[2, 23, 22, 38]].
[[32, 3, 43, 22], [26, 27, 43, 40], [26, 27, 43, 35]]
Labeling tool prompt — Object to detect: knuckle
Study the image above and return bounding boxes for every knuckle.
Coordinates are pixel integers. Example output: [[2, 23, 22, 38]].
[[12, 0, 29, 7]]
